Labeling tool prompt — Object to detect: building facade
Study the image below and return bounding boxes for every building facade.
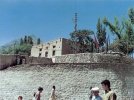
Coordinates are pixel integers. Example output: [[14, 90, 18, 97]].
[[31, 38, 79, 58]]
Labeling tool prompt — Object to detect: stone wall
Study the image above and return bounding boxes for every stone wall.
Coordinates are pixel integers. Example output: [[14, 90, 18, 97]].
[[0, 63, 134, 100], [0, 54, 18, 70], [55, 53, 133, 63], [27, 57, 53, 64]]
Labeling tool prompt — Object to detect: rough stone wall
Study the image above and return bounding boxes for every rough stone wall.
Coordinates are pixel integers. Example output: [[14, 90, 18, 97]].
[[27, 57, 53, 64], [0, 63, 134, 100], [55, 53, 133, 63], [0, 54, 17, 70]]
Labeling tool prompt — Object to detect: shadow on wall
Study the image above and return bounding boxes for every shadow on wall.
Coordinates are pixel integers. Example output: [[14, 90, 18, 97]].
[[28, 57, 53, 64], [0, 54, 27, 70]]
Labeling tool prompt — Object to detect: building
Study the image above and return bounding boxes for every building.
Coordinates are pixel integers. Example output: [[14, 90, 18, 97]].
[[31, 38, 79, 58]]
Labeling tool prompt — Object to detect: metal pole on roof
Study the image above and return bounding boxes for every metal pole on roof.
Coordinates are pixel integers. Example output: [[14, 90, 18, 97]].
[[73, 13, 78, 54]]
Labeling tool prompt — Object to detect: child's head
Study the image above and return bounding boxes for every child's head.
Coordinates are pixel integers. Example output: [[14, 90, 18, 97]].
[[18, 96, 23, 100], [53, 86, 56, 90], [38, 87, 43, 93], [101, 80, 111, 91], [91, 87, 99, 96]]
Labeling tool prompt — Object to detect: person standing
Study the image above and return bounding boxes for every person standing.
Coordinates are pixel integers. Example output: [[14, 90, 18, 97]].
[[32, 92, 36, 100], [101, 80, 117, 100], [49, 86, 56, 100], [89, 86, 93, 100], [35, 87, 43, 100], [91, 87, 102, 100]]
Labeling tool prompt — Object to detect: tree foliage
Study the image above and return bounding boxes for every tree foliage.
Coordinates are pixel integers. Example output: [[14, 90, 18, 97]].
[[0, 35, 40, 55], [96, 18, 106, 47], [103, 8, 134, 54], [128, 8, 134, 24], [70, 29, 94, 53], [37, 38, 41, 45]]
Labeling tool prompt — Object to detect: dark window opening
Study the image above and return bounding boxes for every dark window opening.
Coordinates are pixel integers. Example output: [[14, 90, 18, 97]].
[[39, 48, 42, 51], [45, 52, 48, 57], [53, 46, 56, 48], [39, 53, 41, 57], [52, 50, 55, 56]]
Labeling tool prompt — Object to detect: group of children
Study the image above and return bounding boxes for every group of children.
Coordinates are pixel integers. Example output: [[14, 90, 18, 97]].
[[18, 86, 56, 100], [18, 80, 117, 100]]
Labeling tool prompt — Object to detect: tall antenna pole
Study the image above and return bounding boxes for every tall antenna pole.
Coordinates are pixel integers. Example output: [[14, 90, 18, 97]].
[[74, 13, 77, 32], [73, 13, 78, 54]]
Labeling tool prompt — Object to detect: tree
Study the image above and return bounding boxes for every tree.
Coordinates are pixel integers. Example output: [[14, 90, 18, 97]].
[[20, 38, 23, 45], [70, 29, 94, 53], [128, 8, 134, 24], [103, 17, 123, 40], [103, 8, 134, 54], [24, 36, 28, 44], [96, 18, 106, 48], [28, 36, 33, 45], [37, 38, 41, 45]]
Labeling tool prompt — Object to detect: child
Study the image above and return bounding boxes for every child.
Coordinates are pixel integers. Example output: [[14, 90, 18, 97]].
[[91, 87, 102, 100], [49, 86, 56, 100], [32, 92, 36, 100], [18, 96, 23, 100], [35, 87, 43, 100], [101, 80, 117, 100]]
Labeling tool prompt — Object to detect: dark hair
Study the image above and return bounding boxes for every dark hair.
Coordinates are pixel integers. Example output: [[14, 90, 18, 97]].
[[18, 96, 23, 99], [38, 87, 43, 91], [101, 80, 111, 88], [53, 86, 56, 90]]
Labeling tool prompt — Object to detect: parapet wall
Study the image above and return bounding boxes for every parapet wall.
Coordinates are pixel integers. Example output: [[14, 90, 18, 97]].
[[27, 57, 53, 64], [55, 53, 133, 63], [1, 53, 133, 70]]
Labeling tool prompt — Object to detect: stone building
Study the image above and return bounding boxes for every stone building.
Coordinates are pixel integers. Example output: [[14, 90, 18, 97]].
[[31, 38, 79, 58]]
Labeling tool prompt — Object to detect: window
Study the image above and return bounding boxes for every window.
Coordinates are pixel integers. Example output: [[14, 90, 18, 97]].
[[45, 52, 48, 57], [39, 53, 41, 57], [39, 48, 42, 51], [53, 45, 56, 48], [52, 50, 55, 56]]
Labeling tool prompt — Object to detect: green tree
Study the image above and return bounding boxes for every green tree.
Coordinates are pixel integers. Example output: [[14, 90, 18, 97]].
[[70, 29, 94, 53], [103, 8, 134, 54], [20, 38, 23, 45], [28, 36, 33, 45], [96, 18, 106, 47], [24, 36, 28, 44], [37, 38, 41, 45], [103, 17, 123, 40], [128, 8, 134, 24]]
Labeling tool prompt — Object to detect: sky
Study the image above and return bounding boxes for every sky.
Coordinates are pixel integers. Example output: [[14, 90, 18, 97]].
[[0, 0, 134, 46]]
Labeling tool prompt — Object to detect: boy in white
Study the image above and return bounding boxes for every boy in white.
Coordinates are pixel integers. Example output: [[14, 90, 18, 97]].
[[91, 87, 102, 100]]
